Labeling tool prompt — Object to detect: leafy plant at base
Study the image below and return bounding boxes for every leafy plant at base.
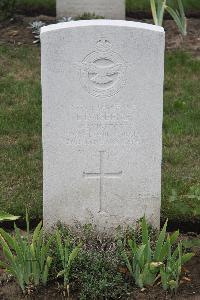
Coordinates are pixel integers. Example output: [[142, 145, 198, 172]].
[[29, 21, 46, 44], [0, 212, 53, 293], [0, 211, 20, 222], [160, 240, 194, 292], [75, 250, 127, 300], [54, 223, 129, 299], [120, 218, 168, 288], [120, 217, 193, 291], [56, 230, 81, 296]]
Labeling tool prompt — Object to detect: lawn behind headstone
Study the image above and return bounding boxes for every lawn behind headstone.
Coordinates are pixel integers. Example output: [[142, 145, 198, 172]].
[[126, 0, 200, 13], [0, 45, 199, 223], [15, 0, 200, 15]]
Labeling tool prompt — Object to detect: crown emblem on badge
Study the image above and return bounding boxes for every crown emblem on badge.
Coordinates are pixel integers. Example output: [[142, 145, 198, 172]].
[[95, 39, 112, 52], [79, 39, 127, 98]]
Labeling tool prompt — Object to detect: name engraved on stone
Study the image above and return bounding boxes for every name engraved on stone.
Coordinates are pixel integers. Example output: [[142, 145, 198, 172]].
[[65, 103, 139, 145], [41, 20, 165, 230], [78, 39, 127, 98], [83, 151, 122, 212]]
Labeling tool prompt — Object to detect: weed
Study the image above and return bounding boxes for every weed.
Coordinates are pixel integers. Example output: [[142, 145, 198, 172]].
[[55, 230, 81, 296], [0, 212, 52, 292], [0, 211, 20, 222], [120, 217, 194, 291]]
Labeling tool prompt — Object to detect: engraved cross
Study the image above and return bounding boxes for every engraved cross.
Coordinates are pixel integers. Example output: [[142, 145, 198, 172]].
[[83, 151, 122, 212]]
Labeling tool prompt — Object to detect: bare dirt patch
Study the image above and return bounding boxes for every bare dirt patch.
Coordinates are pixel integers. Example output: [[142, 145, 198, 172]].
[[164, 18, 200, 56], [0, 15, 200, 56]]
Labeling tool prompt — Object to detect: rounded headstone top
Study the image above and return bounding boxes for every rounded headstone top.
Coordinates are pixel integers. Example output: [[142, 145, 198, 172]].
[[41, 20, 164, 35]]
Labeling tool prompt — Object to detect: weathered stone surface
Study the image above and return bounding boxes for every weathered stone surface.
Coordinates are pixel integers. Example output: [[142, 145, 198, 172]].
[[41, 20, 165, 230], [56, 0, 125, 20]]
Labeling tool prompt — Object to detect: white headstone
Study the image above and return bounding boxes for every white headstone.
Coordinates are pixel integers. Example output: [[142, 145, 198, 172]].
[[56, 0, 125, 20], [41, 20, 165, 231]]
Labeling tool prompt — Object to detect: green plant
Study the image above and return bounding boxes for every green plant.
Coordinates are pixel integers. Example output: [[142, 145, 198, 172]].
[[29, 21, 46, 44], [75, 250, 127, 300], [120, 217, 193, 291], [0, 212, 53, 292], [150, 0, 166, 26], [160, 240, 194, 292], [126, 0, 200, 13], [150, 0, 187, 35], [121, 218, 168, 288], [166, 0, 187, 35], [0, 211, 20, 222], [56, 230, 81, 296]]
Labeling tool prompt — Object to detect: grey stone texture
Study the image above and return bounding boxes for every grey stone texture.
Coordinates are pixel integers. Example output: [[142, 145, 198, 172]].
[[41, 20, 165, 230], [56, 0, 125, 20]]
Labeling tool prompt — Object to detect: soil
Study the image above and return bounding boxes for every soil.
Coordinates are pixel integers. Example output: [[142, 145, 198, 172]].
[[0, 244, 200, 299], [0, 15, 200, 56]]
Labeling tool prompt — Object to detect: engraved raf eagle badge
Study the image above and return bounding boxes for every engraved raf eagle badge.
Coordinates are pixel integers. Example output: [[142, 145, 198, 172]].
[[79, 39, 126, 98]]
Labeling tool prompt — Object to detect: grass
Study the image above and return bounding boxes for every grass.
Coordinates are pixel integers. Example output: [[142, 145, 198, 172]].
[[16, 0, 55, 13], [0, 46, 42, 218], [126, 0, 200, 13], [162, 51, 200, 222], [0, 45, 199, 223]]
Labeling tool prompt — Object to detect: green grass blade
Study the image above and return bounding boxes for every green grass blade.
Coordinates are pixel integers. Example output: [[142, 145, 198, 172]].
[[169, 230, 179, 245], [166, 6, 186, 35], [0, 211, 20, 222], [128, 239, 137, 255], [121, 249, 134, 276], [181, 253, 194, 264], [150, 0, 158, 25], [56, 230, 65, 266], [57, 270, 65, 278], [32, 221, 42, 245], [154, 219, 168, 261], [42, 256, 52, 285], [0, 228, 15, 249], [137, 244, 146, 268], [178, 0, 185, 19], [0, 237, 15, 264], [40, 235, 53, 272], [158, 0, 166, 26], [159, 235, 170, 262], [68, 244, 81, 266], [160, 266, 168, 290]]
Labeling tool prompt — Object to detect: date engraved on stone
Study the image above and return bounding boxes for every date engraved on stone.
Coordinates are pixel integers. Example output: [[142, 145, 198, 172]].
[[65, 104, 139, 145], [78, 39, 127, 98]]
